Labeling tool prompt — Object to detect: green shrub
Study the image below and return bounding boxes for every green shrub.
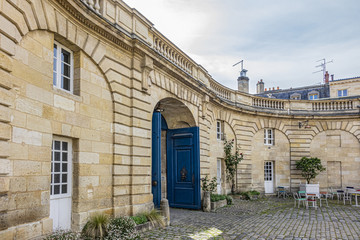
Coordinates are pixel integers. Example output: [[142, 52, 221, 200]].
[[225, 195, 233, 205], [240, 190, 260, 200], [130, 214, 148, 225], [210, 194, 226, 202], [44, 229, 80, 240], [81, 213, 109, 240], [105, 216, 140, 240]]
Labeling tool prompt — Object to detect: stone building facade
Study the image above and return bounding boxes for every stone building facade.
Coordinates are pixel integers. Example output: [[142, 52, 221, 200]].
[[0, 0, 359, 239]]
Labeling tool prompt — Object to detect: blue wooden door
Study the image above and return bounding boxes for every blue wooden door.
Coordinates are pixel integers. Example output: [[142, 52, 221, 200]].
[[151, 112, 161, 208], [167, 127, 200, 209]]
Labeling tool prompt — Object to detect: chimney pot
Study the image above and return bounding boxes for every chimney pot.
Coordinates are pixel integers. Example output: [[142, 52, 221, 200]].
[[272, 87, 275, 90], [331, 74, 334, 81], [325, 71, 330, 84], [265, 88, 267, 91]]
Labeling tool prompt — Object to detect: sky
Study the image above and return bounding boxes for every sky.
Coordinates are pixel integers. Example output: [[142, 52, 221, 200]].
[[124, 0, 360, 93]]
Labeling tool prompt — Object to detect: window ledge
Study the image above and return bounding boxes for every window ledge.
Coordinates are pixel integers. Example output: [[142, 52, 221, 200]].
[[53, 86, 82, 102]]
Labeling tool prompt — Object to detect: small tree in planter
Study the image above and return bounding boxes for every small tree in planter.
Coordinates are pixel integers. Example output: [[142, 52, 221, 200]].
[[224, 139, 243, 194], [295, 157, 326, 184]]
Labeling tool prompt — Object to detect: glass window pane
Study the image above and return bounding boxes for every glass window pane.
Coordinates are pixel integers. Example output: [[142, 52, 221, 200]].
[[54, 152, 60, 161], [62, 64, 70, 78], [54, 141, 61, 150], [55, 163, 60, 172], [54, 174, 60, 183], [62, 152, 68, 162], [61, 185, 67, 194], [62, 142, 68, 151], [54, 44, 57, 57], [61, 49, 70, 64], [343, 90, 347, 96], [62, 76, 70, 91], [62, 174, 67, 183], [54, 185, 60, 194], [62, 163, 68, 172]]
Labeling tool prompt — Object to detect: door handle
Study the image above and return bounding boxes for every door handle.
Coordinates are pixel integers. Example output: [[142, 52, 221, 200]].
[[152, 180, 158, 186]]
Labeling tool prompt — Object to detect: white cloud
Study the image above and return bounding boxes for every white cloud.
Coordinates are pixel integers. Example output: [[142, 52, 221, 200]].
[[124, 0, 360, 93]]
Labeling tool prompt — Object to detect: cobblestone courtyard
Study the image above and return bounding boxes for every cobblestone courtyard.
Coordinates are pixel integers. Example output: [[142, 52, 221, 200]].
[[141, 197, 360, 240]]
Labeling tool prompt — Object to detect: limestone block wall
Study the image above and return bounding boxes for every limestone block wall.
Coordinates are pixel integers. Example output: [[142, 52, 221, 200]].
[[251, 129, 290, 191], [330, 78, 360, 97]]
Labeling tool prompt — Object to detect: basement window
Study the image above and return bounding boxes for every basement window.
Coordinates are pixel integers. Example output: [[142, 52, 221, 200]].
[[53, 42, 73, 93]]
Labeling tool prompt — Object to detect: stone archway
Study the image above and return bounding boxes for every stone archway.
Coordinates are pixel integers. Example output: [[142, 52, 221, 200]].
[[151, 98, 200, 209]]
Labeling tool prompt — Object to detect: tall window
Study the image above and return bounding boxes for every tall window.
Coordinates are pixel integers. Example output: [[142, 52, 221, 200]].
[[51, 139, 72, 197], [216, 120, 224, 140], [53, 42, 73, 92], [264, 128, 274, 145], [338, 89, 348, 97]]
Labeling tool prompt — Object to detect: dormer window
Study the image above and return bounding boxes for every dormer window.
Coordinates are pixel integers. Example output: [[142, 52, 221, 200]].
[[290, 93, 301, 100], [308, 91, 319, 100]]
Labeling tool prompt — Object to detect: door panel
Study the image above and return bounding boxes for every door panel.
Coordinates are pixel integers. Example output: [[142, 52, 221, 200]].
[[50, 138, 72, 230], [264, 161, 274, 194], [167, 127, 200, 209], [217, 159, 222, 194], [151, 112, 162, 208]]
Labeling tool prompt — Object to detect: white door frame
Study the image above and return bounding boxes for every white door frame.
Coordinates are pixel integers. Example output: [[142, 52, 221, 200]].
[[217, 159, 222, 194], [50, 137, 72, 230], [264, 161, 274, 194]]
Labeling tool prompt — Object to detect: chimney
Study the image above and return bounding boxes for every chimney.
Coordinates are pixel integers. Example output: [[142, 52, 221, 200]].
[[272, 87, 275, 91], [256, 79, 265, 94], [325, 71, 329, 84], [277, 86, 279, 90], [237, 69, 249, 93], [331, 74, 334, 81], [265, 88, 267, 91]]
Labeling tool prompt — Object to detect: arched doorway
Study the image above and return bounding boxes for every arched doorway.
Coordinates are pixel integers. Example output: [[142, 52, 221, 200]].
[[151, 98, 200, 209]]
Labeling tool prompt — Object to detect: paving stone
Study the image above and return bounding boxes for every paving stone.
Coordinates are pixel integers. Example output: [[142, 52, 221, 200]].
[[141, 197, 360, 240]]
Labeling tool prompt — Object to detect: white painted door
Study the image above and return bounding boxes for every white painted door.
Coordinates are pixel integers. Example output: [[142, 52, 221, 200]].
[[50, 138, 72, 230], [264, 161, 274, 194], [217, 159, 222, 194]]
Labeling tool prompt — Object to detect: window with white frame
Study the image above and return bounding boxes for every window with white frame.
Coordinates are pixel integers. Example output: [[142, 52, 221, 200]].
[[264, 128, 274, 145], [53, 42, 73, 93], [337, 89, 348, 97], [51, 138, 72, 197], [308, 91, 319, 100], [216, 120, 224, 140]]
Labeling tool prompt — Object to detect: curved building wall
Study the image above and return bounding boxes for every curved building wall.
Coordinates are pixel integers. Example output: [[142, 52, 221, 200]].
[[0, 0, 359, 239]]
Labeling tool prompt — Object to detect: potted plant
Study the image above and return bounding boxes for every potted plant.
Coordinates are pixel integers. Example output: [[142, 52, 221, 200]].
[[296, 157, 325, 196], [201, 176, 217, 212]]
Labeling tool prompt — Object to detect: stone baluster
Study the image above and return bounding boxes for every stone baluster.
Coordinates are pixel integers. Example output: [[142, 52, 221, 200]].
[[94, 0, 100, 14]]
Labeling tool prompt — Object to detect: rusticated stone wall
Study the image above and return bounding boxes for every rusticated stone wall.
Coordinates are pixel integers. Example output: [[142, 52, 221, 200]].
[[0, 1, 360, 239]]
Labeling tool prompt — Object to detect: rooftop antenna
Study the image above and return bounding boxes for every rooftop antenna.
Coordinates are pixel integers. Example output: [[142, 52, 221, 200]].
[[313, 58, 333, 83], [233, 60, 247, 77]]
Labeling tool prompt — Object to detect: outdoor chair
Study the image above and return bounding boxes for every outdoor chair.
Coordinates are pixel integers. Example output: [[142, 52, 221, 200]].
[[298, 190, 306, 198], [293, 192, 307, 208], [337, 190, 345, 202], [277, 186, 287, 198], [328, 187, 337, 200], [319, 192, 329, 207], [343, 189, 354, 205], [306, 193, 318, 209]]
